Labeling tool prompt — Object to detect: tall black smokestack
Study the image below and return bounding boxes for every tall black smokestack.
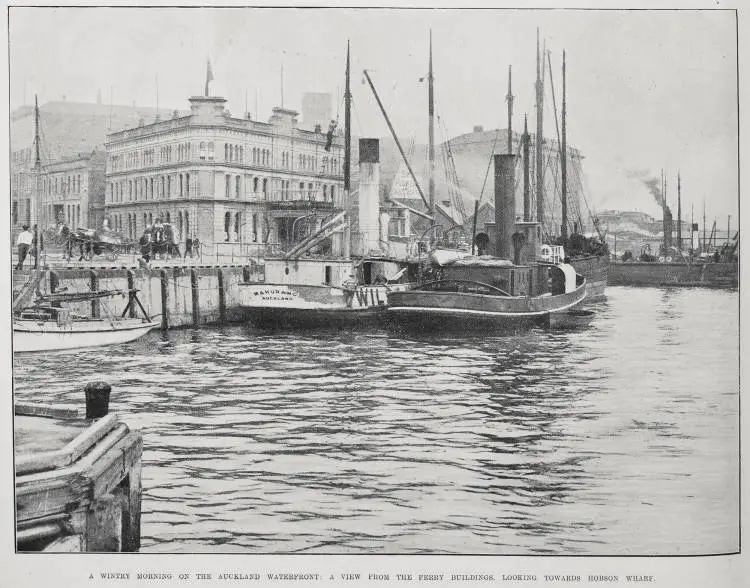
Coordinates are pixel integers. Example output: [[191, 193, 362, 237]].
[[494, 153, 517, 259]]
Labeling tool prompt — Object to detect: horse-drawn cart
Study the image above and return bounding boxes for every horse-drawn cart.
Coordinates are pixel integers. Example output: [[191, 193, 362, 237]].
[[68, 228, 135, 262]]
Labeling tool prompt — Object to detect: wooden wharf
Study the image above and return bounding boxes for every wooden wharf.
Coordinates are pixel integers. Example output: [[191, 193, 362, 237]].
[[14, 383, 143, 552]]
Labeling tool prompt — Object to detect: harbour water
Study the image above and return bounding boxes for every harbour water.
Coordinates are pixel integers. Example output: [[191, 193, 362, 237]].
[[12, 286, 739, 555]]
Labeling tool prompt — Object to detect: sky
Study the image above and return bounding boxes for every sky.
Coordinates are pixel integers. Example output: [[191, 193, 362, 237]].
[[7, 6, 740, 224]]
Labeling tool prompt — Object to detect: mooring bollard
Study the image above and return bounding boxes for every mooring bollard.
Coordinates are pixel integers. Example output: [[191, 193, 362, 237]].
[[84, 382, 111, 419]]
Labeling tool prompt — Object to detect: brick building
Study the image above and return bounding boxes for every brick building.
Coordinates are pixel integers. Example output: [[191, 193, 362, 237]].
[[10, 99, 176, 235], [104, 95, 345, 256]]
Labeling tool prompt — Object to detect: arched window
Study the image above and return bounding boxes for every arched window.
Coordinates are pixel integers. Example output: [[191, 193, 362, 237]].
[[225, 143, 229, 161], [179, 174, 184, 197], [323, 185, 328, 200], [185, 173, 190, 197], [330, 185, 335, 202], [166, 211, 171, 223], [308, 183, 313, 199], [252, 213, 258, 243], [253, 177, 259, 193], [262, 178, 267, 194], [208, 142, 215, 160], [200, 142, 206, 160], [224, 211, 231, 241], [234, 213, 240, 241], [148, 212, 153, 225], [299, 182, 304, 197], [225, 174, 231, 198], [236, 175, 241, 199], [143, 213, 148, 228], [185, 211, 190, 237], [178, 211, 183, 237]]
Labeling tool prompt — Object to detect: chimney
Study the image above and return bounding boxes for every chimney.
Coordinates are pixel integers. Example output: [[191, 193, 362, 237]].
[[359, 138, 381, 253], [494, 154, 516, 259], [663, 209, 673, 255]]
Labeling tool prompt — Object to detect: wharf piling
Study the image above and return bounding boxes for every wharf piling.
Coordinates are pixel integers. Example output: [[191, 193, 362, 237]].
[[26, 263, 261, 330], [15, 383, 142, 552]]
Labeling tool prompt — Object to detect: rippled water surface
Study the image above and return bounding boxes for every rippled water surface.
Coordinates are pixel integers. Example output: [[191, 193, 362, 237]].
[[13, 287, 739, 555]]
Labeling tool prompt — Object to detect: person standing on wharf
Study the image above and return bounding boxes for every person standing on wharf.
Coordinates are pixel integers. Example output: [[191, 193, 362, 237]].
[[15, 225, 32, 270]]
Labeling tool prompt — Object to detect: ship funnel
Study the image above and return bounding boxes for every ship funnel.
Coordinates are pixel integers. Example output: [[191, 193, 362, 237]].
[[358, 138, 381, 254], [494, 153, 517, 259], [663, 209, 673, 255]]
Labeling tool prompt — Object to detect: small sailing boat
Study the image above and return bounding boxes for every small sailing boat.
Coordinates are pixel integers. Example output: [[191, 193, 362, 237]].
[[14, 289, 157, 353]]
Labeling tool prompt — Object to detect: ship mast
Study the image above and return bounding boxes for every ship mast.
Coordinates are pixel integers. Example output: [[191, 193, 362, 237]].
[[506, 65, 513, 154], [523, 114, 531, 221], [677, 171, 682, 251], [561, 50, 568, 240], [428, 30, 436, 242], [535, 29, 545, 230], [33, 94, 42, 269], [363, 70, 429, 211], [343, 40, 351, 259]]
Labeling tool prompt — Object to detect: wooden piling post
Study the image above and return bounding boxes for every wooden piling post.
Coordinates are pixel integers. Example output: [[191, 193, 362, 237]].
[[218, 268, 227, 323], [160, 269, 169, 330], [126, 270, 137, 318], [117, 452, 142, 552], [191, 269, 200, 325], [89, 270, 100, 318]]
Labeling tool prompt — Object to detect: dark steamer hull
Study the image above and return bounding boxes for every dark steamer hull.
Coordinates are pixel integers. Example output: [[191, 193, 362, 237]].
[[609, 260, 738, 289], [387, 283, 586, 334], [569, 254, 609, 300], [242, 306, 387, 329]]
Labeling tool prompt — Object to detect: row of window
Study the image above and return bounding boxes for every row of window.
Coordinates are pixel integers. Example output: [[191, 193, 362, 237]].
[[108, 173, 192, 203], [276, 180, 337, 202], [110, 209, 265, 245], [48, 204, 82, 229], [114, 210, 193, 242], [109, 142, 340, 174], [43, 173, 84, 197]]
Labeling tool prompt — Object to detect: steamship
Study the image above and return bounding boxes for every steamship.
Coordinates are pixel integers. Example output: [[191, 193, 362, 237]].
[[387, 154, 588, 332], [609, 173, 738, 289], [238, 44, 412, 329]]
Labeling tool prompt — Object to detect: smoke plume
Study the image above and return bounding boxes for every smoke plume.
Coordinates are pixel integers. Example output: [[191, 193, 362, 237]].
[[626, 169, 672, 215]]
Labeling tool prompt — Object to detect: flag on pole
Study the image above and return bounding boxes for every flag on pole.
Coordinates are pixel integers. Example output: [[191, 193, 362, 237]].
[[205, 58, 214, 96]]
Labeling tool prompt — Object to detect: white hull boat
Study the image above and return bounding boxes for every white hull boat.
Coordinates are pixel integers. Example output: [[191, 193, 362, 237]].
[[13, 288, 158, 353], [14, 316, 158, 353]]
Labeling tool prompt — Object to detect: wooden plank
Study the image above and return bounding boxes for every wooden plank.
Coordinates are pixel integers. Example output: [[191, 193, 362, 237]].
[[14, 403, 82, 419], [16, 414, 120, 475], [85, 432, 142, 498], [42, 534, 83, 552], [16, 473, 90, 523], [16, 523, 62, 545]]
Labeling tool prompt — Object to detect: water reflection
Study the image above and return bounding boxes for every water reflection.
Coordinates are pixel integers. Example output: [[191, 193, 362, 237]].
[[12, 287, 739, 555]]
